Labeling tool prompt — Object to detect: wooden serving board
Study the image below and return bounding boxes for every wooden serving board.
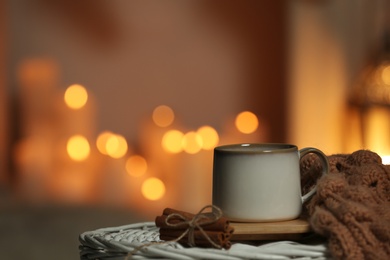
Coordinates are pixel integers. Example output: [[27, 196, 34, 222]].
[[230, 217, 311, 241]]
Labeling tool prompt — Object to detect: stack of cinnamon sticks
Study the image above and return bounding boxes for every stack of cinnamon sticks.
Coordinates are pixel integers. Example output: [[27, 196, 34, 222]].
[[155, 207, 234, 249]]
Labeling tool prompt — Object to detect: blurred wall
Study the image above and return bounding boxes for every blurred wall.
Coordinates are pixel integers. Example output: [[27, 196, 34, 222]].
[[287, 0, 387, 154], [202, 1, 288, 142], [0, 0, 8, 187], [6, 0, 388, 181], [7, 0, 287, 145], [4, 1, 288, 209]]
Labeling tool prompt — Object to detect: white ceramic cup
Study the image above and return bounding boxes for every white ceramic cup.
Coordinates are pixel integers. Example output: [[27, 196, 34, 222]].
[[212, 143, 329, 222]]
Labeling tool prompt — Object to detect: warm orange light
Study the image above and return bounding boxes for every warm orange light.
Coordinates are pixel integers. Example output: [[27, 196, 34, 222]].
[[152, 105, 175, 127], [235, 111, 259, 134], [126, 155, 148, 177], [96, 131, 113, 155], [64, 84, 88, 109], [381, 64, 390, 85], [141, 177, 166, 201], [381, 155, 390, 165], [106, 134, 128, 158], [161, 130, 184, 153], [197, 126, 219, 150], [365, 107, 390, 155], [67, 135, 90, 161], [182, 131, 203, 154]]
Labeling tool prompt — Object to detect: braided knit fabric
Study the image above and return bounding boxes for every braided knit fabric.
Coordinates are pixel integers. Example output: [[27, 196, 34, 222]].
[[300, 150, 390, 260]]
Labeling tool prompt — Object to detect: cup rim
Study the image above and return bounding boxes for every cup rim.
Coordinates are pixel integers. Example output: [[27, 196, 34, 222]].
[[214, 143, 298, 154]]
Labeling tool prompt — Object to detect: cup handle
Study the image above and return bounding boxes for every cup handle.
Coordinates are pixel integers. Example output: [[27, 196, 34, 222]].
[[299, 147, 329, 203]]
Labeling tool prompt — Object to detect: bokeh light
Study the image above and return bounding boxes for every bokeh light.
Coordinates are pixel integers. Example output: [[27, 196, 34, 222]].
[[96, 131, 113, 155], [105, 134, 128, 158], [141, 177, 166, 201], [64, 84, 88, 109], [126, 155, 148, 177], [381, 64, 390, 85], [152, 105, 175, 127], [235, 111, 259, 134], [197, 126, 219, 150], [161, 130, 184, 153], [66, 135, 90, 161], [381, 155, 390, 165], [182, 131, 203, 154]]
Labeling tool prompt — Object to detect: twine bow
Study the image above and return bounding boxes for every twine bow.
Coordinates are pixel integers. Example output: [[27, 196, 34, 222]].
[[164, 204, 223, 248], [126, 205, 224, 259]]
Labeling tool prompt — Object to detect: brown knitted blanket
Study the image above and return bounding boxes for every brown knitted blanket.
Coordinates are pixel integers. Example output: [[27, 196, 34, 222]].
[[300, 150, 390, 260]]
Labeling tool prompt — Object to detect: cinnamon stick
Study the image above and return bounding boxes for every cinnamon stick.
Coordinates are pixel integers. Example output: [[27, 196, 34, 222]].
[[155, 207, 234, 249], [156, 208, 230, 231]]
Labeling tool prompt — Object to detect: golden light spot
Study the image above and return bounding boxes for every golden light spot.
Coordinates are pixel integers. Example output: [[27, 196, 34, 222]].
[[161, 130, 184, 153], [197, 126, 219, 150], [106, 134, 128, 158], [64, 84, 88, 109], [126, 155, 148, 177], [381, 64, 390, 85], [152, 105, 175, 127], [67, 135, 90, 161], [235, 111, 259, 134], [182, 131, 203, 154], [381, 155, 390, 165], [141, 177, 165, 201], [96, 131, 113, 155]]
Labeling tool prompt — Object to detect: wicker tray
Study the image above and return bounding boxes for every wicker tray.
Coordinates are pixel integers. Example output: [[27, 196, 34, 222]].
[[79, 221, 330, 259]]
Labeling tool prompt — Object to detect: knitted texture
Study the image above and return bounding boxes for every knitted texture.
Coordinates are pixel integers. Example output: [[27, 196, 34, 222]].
[[300, 150, 390, 260]]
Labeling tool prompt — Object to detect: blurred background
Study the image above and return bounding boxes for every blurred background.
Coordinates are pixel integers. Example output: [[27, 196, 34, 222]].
[[1, 0, 390, 259]]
